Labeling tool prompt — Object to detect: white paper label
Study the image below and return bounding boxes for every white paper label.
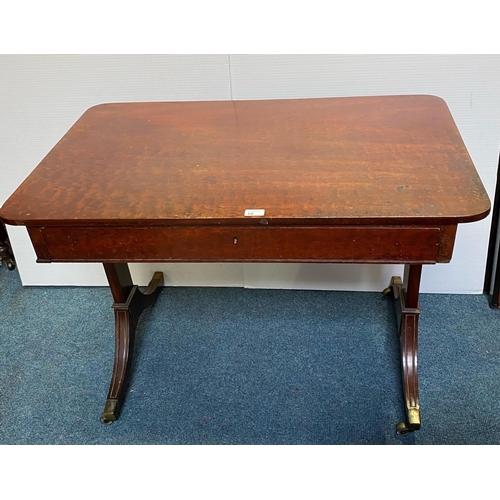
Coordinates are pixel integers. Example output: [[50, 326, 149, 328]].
[[244, 209, 265, 216]]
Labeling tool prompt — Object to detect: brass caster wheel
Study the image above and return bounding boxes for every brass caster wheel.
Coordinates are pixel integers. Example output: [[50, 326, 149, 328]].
[[6, 259, 15, 271], [100, 415, 115, 425], [396, 422, 413, 435], [100, 399, 119, 424], [382, 286, 394, 298]]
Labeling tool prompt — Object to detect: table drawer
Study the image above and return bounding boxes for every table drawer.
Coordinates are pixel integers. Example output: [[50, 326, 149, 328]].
[[28, 225, 446, 264]]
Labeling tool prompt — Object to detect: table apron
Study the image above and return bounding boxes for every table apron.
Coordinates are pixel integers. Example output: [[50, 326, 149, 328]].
[[27, 224, 456, 264]]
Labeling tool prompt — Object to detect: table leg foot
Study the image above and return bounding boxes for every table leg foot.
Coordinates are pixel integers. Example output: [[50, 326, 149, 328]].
[[396, 408, 421, 435], [101, 265, 163, 424], [382, 275, 402, 300], [100, 399, 120, 424], [385, 265, 422, 434]]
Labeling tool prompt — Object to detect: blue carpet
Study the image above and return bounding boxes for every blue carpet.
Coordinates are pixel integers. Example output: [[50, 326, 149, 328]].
[[1, 263, 500, 445]]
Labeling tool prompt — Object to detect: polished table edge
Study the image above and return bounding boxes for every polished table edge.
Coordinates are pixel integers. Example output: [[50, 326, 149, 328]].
[[0, 96, 491, 227]]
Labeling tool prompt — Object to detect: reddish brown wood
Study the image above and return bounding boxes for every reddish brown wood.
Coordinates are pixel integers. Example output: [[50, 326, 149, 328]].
[[33, 224, 445, 263], [400, 311, 420, 431], [404, 264, 422, 308], [100, 265, 163, 424], [0, 96, 490, 228], [387, 264, 422, 434], [103, 263, 133, 303], [436, 225, 458, 263], [0, 96, 491, 430]]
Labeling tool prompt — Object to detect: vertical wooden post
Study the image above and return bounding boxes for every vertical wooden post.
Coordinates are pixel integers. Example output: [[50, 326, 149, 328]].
[[103, 263, 133, 304]]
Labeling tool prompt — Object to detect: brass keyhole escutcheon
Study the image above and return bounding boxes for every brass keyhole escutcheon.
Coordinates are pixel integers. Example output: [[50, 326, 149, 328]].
[[233, 237, 238, 244]]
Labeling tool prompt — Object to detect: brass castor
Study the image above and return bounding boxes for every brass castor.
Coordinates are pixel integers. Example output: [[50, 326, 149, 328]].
[[382, 286, 394, 298], [396, 422, 415, 435]]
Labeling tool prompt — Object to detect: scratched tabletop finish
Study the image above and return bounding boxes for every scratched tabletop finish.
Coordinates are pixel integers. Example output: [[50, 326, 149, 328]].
[[0, 95, 490, 227]]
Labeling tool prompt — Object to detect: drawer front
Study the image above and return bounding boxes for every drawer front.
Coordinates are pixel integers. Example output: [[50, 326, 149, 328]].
[[28, 225, 445, 263]]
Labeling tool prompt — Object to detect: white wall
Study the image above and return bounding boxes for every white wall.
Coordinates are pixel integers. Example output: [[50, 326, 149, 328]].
[[1, 55, 499, 293]]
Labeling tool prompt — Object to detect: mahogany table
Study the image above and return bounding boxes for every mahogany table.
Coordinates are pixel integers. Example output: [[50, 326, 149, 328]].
[[0, 96, 490, 434]]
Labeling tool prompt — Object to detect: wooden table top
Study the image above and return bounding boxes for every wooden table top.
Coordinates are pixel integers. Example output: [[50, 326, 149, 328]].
[[0, 95, 490, 227]]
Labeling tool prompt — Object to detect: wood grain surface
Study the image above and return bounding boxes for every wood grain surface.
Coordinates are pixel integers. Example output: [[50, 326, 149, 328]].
[[27, 224, 444, 263], [0, 95, 490, 227]]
